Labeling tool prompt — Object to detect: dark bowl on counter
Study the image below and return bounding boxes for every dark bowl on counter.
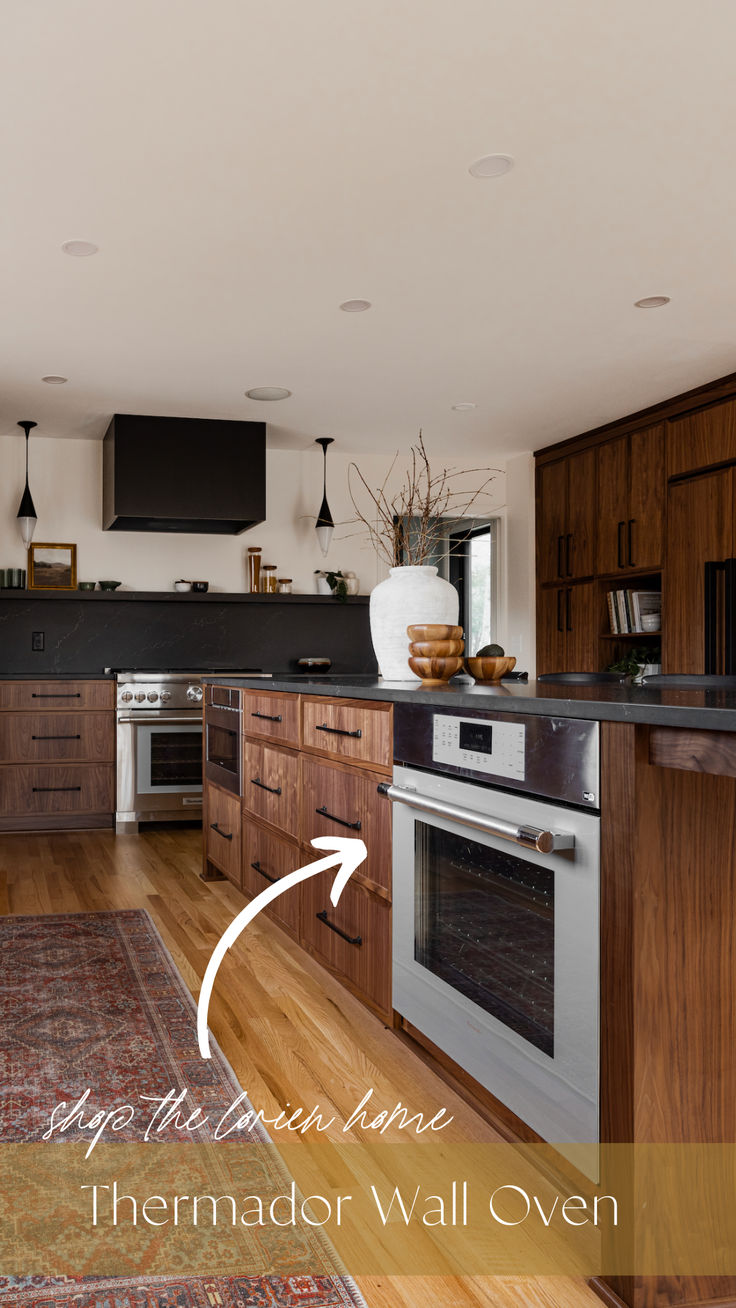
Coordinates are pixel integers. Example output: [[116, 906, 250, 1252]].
[[297, 657, 332, 674]]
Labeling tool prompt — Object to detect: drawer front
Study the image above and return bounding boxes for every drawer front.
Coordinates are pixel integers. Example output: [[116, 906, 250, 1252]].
[[0, 764, 114, 816], [301, 757, 392, 893], [244, 690, 300, 747], [0, 681, 115, 711], [205, 783, 242, 886], [302, 870, 391, 1016], [206, 685, 240, 710], [302, 697, 392, 772], [0, 712, 114, 763], [243, 740, 299, 838], [242, 819, 300, 934]]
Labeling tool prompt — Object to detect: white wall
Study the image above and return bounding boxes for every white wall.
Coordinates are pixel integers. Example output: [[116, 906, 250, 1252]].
[[0, 435, 535, 665]]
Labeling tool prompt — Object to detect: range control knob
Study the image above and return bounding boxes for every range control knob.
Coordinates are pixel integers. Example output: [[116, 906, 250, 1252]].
[[147, 691, 159, 703], [134, 691, 146, 703], [186, 684, 203, 703], [120, 690, 134, 703], [160, 691, 172, 703]]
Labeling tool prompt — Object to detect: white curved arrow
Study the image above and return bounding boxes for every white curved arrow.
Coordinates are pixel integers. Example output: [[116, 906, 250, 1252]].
[[197, 835, 368, 1058]]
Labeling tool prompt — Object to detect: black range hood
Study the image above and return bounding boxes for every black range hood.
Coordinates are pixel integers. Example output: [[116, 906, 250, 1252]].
[[103, 413, 266, 534]]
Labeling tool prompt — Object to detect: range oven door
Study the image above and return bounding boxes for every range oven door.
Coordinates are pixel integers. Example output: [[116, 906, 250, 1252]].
[[390, 764, 600, 1153], [116, 713, 203, 823]]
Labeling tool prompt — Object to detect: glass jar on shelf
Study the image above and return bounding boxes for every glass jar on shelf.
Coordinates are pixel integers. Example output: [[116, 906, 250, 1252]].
[[247, 547, 262, 593], [277, 578, 293, 594], [260, 565, 278, 593]]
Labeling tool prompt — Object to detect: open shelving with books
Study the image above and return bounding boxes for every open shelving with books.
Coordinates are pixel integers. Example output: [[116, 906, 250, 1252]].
[[596, 571, 662, 674]]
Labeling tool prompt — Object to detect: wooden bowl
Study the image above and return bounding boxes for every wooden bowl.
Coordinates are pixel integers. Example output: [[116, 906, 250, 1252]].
[[407, 624, 463, 643], [409, 638, 465, 658], [408, 656, 464, 686], [464, 655, 516, 683]]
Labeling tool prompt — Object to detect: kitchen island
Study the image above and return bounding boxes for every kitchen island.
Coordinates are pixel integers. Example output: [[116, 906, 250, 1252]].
[[205, 674, 736, 1308]]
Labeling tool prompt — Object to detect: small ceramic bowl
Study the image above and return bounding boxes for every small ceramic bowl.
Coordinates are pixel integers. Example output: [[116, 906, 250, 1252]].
[[78, 581, 96, 591], [191, 581, 209, 593], [409, 638, 464, 658], [407, 624, 463, 643], [297, 657, 332, 674], [174, 580, 192, 592], [408, 655, 464, 686], [97, 580, 121, 591], [464, 655, 517, 683]]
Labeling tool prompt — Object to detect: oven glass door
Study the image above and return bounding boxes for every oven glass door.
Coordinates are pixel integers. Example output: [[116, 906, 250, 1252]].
[[391, 764, 600, 1151], [135, 723, 203, 795]]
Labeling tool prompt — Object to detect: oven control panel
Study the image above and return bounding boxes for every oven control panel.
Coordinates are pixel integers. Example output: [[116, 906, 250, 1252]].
[[432, 715, 526, 780]]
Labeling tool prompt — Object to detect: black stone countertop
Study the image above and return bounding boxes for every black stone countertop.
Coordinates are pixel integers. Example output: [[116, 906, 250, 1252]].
[[202, 673, 736, 731]]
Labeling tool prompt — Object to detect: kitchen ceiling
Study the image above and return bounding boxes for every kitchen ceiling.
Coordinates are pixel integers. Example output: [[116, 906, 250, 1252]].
[[2, 0, 735, 456]]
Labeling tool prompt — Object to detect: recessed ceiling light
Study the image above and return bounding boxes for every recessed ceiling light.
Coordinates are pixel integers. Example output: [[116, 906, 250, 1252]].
[[41, 375, 68, 385], [245, 386, 292, 401], [61, 240, 99, 257], [339, 299, 372, 313], [468, 154, 514, 179], [634, 295, 671, 309], [452, 402, 476, 412]]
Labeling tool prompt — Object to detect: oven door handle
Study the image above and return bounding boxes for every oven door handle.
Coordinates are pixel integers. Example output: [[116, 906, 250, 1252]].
[[377, 783, 575, 854], [117, 716, 202, 725]]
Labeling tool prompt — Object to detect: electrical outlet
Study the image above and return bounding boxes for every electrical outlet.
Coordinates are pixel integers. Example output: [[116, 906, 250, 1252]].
[[31, 631, 44, 652]]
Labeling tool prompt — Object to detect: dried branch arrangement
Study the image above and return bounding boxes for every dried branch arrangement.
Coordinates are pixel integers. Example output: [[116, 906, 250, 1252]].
[[347, 432, 497, 568]]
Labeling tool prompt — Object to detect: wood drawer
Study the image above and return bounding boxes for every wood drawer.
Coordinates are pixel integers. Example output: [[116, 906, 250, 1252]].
[[205, 783, 242, 886], [301, 756, 392, 894], [244, 689, 300, 748], [0, 764, 114, 817], [243, 740, 299, 838], [0, 680, 114, 711], [0, 712, 114, 763], [242, 818, 301, 935], [302, 697, 392, 772], [302, 870, 391, 1017]]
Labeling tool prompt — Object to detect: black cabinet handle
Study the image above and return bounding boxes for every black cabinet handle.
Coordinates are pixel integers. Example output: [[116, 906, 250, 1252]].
[[251, 777, 282, 795], [565, 533, 573, 577], [251, 711, 282, 722], [316, 805, 362, 831], [32, 692, 81, 698], [251, 860, 277, 884], [627, 519, 635, 567], [566, 589, 572, 632], [617, 521, 625, 569], [210, 822, 233, 841], [316, 910, 362, 947], [32, 785, 81, 793], [315, 723, 362, 739], [556, 535, 564, 577], [556, 588, 564, 633], [31, 734, 81, 741]]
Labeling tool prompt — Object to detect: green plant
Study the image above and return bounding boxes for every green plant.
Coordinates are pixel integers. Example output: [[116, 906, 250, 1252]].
[[607, 645, 661, 680], [319, 569, 348, 602]]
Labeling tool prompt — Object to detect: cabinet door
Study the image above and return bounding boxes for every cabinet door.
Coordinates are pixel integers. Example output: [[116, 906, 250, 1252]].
[[664, 470, 734, 673], [565, 582, 597, 672], [536, 460, 568, 583], [667, 398, 736, 478], [627, 424, 664, 570], [597, 437, 629, 574], [536, 587, 566, 675], [566, 449, 596, 578]]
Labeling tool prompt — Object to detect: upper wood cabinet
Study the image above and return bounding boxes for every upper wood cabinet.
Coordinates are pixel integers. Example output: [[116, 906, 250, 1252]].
[[664, 468, 735, 674], [597, 424, 664, 574], [536, 448, 596, 583], [667, 397, 736, 478]]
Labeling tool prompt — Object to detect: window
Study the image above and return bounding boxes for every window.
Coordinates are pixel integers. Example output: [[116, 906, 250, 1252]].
[[449, 522, 498, 653]]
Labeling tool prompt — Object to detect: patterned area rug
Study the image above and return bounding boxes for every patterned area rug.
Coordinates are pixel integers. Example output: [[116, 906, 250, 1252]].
[[0, 910, 367, 1307]]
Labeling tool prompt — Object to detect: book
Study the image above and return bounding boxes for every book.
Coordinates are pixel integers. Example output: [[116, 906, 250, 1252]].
[[631, 590, 661, 632]]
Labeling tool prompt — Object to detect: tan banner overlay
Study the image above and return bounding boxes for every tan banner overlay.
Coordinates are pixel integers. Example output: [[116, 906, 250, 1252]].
[[1, 1141, 736, 1277]]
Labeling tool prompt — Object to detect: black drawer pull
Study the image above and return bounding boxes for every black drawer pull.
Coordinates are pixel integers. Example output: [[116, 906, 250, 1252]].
[[316, 805, 361, 831], [251, 711, 283, 723], [251, 860, 277, 884], [32, 785, 82, 793], [210, 822, 233, 841], [32, 692, 81, 698], [315, 723, 362, 739], [31, 734, 81, 741], [251, 777, 282, 795], [316, 910, 362, 947]]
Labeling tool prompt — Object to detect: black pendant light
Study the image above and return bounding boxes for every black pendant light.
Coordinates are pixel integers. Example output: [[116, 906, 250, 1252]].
[[315, 437, 334, 556], [17, 421, 38, 549]]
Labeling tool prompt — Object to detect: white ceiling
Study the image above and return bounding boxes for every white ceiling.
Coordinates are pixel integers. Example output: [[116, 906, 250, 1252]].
[[2, 0, 736, 457]]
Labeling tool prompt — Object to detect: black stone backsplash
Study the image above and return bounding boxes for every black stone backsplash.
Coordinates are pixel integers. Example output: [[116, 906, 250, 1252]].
[[0, 592, 376, 676]]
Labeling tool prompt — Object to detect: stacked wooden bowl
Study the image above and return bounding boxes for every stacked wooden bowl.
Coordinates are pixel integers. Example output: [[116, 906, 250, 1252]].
[[407, 624, 464, 686]]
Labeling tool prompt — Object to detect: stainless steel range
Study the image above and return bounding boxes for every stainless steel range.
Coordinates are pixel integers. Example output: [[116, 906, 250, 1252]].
[[111, 668, 268, 833]]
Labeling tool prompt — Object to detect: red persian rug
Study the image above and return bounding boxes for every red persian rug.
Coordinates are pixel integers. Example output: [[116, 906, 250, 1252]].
[[0, 910, 367, 1308]]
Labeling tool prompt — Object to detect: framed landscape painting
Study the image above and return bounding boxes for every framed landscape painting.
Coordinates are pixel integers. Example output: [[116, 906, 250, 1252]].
[[28, 542, 77, 590]]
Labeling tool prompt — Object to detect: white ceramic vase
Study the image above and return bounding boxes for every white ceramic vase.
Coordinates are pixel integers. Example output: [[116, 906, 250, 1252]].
[[369, 565, 459, 680]]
